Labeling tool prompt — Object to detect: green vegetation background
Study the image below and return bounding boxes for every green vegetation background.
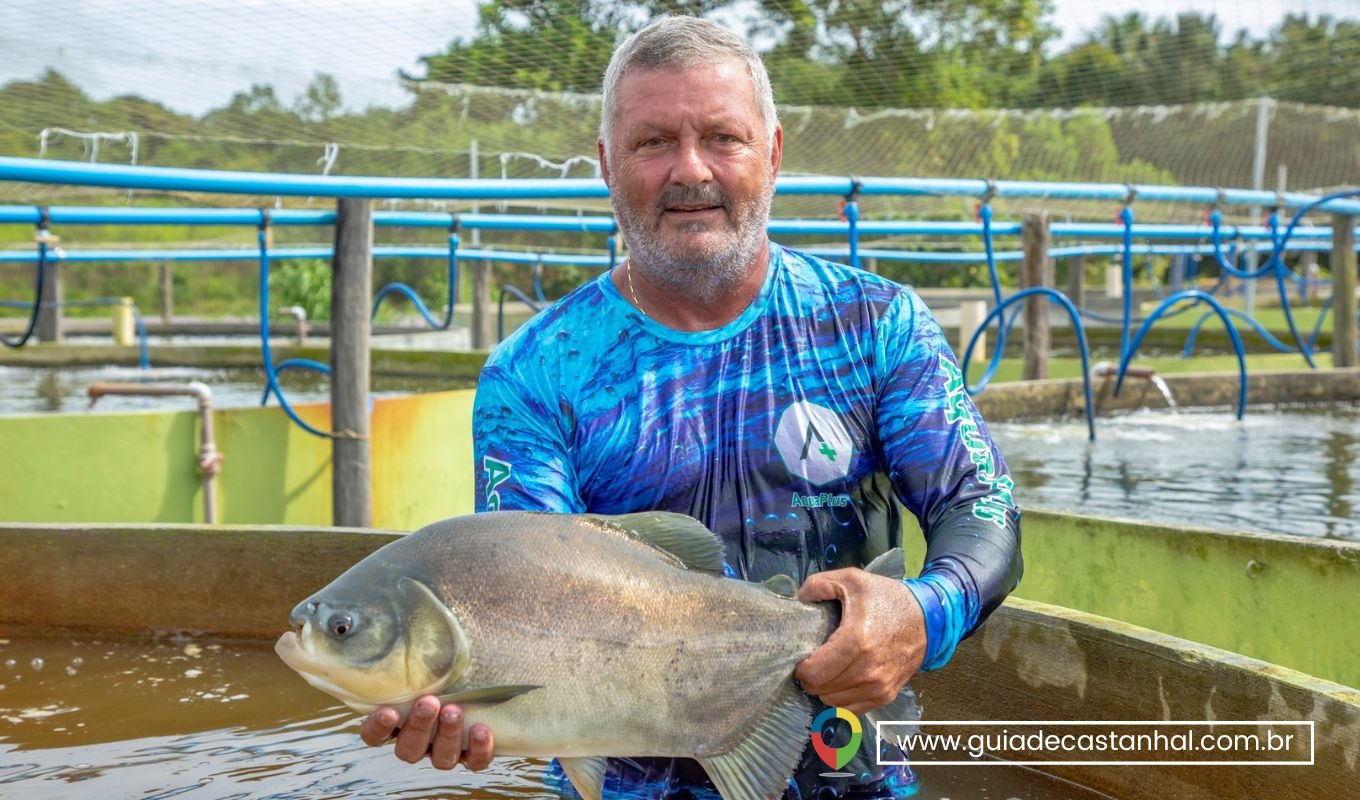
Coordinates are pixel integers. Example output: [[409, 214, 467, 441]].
[[2, 3, 1357, 318]]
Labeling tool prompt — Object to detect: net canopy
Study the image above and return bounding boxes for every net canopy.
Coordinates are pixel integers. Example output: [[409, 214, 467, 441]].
[[2, 0, 1358, 225]]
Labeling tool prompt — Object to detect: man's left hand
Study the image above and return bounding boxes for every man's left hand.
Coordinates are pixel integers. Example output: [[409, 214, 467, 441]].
[[793, 568, 926, 714]]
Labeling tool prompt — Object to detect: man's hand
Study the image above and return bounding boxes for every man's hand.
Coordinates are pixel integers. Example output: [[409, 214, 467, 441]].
[[359, 696, 495, 771], [794, 568, 926, 714]]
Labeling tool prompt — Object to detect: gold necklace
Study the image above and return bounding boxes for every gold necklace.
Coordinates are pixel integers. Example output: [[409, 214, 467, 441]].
[[625, 259, 648, 317]]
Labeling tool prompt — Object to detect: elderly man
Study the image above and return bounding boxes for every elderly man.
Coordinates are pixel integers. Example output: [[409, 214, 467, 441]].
[[362, 14, 1021, 799]]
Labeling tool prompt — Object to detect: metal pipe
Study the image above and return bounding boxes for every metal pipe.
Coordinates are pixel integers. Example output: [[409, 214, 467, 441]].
[[278, 305, 308, 346], [1093, 361, 1155, 380], [87, 381, 222, 523]]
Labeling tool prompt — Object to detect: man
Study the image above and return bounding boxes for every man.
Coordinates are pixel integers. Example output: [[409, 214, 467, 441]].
[[361, 15, 1021, 799]]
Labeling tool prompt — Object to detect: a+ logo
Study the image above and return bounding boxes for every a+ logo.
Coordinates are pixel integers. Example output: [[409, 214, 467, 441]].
[[777, 401, 853, 485], [801, 420, 838, 463]]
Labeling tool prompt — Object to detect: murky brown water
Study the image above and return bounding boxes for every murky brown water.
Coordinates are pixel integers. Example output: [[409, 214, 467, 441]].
[[0, 636, 1108, 799]]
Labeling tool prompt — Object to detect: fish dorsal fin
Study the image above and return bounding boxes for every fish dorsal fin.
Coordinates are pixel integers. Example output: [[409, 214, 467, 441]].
[[864, 547, 906, 579], [761, 574, 799, 598], [437, 684, 541, 706], [558, 756, 607, 800], [595, 512, 726, 575], [698, 679, 813, 800]]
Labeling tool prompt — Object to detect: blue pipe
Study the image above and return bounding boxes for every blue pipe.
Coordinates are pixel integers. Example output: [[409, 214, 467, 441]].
[[1119, 205, 1135, 362], [12, 204, 1357, 243], [256, 215, 333, 438], [371, 230, 460, 329], [5, 157, 1360, 213], [961, 287, 1096, 441], [497, 284, 544, 342], [0, 236, 45, 349], [1182, 307, 1298, 356], [1114, 290, 1248, 420], [259, 357, 332, 405], [0, 245, 614, 268], [843, 193, 860, 268], [1262, 209, 1315, 368], [532, 257, 547, 303], [3, 240, 1341, 269]]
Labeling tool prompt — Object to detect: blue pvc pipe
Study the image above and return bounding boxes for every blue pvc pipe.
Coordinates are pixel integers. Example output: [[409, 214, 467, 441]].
[[961, 286, 1096, 441], [256, 220, 333, 438], [0, 239, 45, 348], [1119, 206, 1135, 361], [370, 232, 459, 329], [0, 245, 614, 268], [844, 199, 860, 268], [498, 284, 544, 342], [3, 239, 1342, 269], [1182, 307, 1297, 356], [0, 156, 610, 200], [12, 204, 1356, 243], [1114, 290, 1248, 420], [260, 357, 331, 405], [5, 157, 1360, 213]]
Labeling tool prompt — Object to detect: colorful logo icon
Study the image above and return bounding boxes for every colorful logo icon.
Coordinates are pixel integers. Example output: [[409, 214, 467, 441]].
[[810, 707, 863, 770]]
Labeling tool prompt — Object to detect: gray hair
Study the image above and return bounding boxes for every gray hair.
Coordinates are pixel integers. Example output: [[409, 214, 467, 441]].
[[599, 16, 779, 150]]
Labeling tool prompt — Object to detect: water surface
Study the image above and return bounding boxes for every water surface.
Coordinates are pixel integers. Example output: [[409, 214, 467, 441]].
[[0, 636, 1107, 799], [990, 403, 1360, 540]]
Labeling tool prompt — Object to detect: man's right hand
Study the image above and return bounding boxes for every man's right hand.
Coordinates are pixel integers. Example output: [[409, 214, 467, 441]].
[[359, 695, 496, 771]]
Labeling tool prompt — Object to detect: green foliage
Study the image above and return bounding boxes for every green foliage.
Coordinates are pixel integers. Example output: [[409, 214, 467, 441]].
[[268, 259, 332, 321]]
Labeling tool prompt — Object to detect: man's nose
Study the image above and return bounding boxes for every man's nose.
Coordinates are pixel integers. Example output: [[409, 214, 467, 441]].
[[669, 139, 714, 185]]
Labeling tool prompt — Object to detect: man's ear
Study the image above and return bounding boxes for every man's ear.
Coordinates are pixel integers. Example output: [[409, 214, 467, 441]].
[[598, 139, 612, 186], [769, 126, 783, 176]]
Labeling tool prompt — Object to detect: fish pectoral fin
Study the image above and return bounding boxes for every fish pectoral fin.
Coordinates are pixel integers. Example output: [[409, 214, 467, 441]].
[[437, 684, 542, 706], [597, 512, 726, 575], [699, 680, 813, 800], [761, 574, 798, 598], [558, 756, 608, 800], [863, 683, 922, 740], [863, 547, 906, 579]]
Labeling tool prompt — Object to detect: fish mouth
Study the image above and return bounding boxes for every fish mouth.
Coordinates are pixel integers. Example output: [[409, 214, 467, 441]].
[[274, 630, 391, 715], [274, 630, 314, 671]]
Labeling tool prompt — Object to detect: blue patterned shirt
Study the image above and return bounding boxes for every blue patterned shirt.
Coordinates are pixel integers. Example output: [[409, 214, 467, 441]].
[[473, 244, 1021, 798]]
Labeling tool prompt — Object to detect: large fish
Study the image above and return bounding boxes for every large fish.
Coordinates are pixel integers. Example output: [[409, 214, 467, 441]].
[[275, 510, 911, 800]]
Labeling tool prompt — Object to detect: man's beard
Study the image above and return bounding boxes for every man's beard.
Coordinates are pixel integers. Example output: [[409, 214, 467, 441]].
[[610, 178, 773, 305]]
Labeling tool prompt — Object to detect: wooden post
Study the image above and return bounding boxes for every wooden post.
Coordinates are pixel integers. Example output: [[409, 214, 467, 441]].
[[1021, 212, 1052, 381], [36, 259, 62, 342], [1105, 263, 1122, 300], [159, 263, 174, 322], [1067, 255, 1086, 309], [468, 138, 494, 350], [959, 300, 987, 363], [331, 198, 373, 528], [472, 260, 494, 348], [1334, 214, 1357, 368], [863, 256, 879, 275]]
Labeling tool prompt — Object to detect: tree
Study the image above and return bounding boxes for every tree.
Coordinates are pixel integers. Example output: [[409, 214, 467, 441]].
[[295, 74, 342, 122]]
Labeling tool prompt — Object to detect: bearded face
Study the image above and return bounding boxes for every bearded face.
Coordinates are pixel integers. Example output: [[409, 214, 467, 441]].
[[601, 59, 781, 302]]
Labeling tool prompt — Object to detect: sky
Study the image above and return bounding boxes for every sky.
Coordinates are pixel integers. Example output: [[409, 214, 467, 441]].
[[2, 0, 1357, 117]]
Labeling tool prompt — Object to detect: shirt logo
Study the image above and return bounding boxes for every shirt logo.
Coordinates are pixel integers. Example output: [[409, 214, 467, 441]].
[[483, 456, 512, 511], [775, 401, 853, 485]]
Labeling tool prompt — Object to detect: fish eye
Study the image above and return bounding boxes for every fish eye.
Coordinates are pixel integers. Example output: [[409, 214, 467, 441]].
[[327, 612, 356, 638]]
